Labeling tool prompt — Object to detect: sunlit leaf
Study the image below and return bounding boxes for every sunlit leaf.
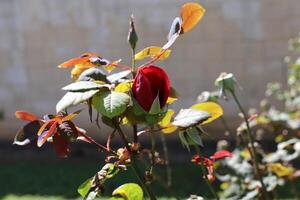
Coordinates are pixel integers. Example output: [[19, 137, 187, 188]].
[[180, 2, 205, 33], [162, 33, 179, 50], [77, 67, 108, 82], [92, 91, 130, 118], [78, 163, 120, 199], [15, 111, 39, 122], [159, 109, 175, 127], [37, 121, 58, 147], [167, 87, 179, 105], [115, 81, 132, 93], [62, 81, 110, 92], [268, 163, 294, 177], [104, 59, 122, 73], [134, 46, 171, 61], [191, 102, 223, 125], [78, 177, 93, 198], [111, 183, 143, 200], [172, 108, 210, 128], [56, 90, 99, 113], [107, 70, 132, 83], [168, 17, 182, 41], [158, 109, 178, 134], [61, 110, 82, 122]]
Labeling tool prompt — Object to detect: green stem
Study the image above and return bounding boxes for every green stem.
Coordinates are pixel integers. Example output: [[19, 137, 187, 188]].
[[131, 155, 157, 200], [194, 145, 220, 200], [160, 134, 172, 187], [230, 91, 271, 200], [150, 126, 156, 173], [114, 123, 157, 200]]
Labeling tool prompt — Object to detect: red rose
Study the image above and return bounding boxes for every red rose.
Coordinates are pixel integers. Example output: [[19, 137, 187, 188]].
[[132, 65, 170, 112]]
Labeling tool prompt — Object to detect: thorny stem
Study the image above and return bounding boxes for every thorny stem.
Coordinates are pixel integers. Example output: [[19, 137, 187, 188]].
[[131, 48, 138, 144], [230, 91, 271, 200], [77, 130, 117, 156], [131, 155, 157, 200], [114, 122, 157, 200], [194, 145, 220, 200], [160, 134, 172, 187], [113, 120, 131, 151]]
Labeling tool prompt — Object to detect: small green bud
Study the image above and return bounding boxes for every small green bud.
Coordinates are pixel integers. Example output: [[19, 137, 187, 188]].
[[128, 14, 138, 51], [215, 72, 237, 97]]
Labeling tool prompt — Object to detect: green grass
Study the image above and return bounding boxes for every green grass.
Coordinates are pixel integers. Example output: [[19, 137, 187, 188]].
[[0, 160, 298, 199]]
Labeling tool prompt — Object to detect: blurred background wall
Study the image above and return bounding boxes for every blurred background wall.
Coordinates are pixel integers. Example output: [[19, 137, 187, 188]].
[[0, 0, 299, 140]]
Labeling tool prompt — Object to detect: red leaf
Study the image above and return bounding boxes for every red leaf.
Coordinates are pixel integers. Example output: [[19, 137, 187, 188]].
[[210, 150, 232, 160], [53, 133, 70, 158], [37, 121, 58, 147], [15, 111, 39, 122]]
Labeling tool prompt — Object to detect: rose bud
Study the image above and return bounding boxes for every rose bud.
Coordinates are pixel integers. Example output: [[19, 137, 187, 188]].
[[132, 65, 170, 112]]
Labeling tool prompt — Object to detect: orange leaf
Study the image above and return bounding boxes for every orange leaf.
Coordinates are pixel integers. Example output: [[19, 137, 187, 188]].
[[37, 121, 58, 147], [15, 111, 39, 122], [37, 120, 55, 136], [180, 2, 205, 33], [61, 110, 82, 122], [57, 52, 100, 68]]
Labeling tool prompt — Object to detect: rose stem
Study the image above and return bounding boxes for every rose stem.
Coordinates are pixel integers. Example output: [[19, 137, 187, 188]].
[[230, 90, 271, 200]]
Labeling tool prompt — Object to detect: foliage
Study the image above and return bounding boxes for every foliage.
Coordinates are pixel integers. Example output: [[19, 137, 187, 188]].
[[12, 2, 300, 200]]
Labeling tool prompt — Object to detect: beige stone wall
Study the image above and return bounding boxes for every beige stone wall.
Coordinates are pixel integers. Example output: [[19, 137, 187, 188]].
[[0, 0, 299, 139]]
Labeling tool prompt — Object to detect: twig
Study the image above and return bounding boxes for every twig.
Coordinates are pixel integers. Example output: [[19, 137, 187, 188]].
[[77, 130, 117, 156], [160, 133, 172, 187], [231, 91, 271, 200]]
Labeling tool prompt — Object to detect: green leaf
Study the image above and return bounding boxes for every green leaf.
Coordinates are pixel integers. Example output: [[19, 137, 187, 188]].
[[62, 81, 110, 92], [128, 15, 138, 51], [111, 183, 143, 200], [77, 67, 108, 82], [172, 109, 210, 128], [107, 70, 131, 83], [148, 95, 161, 115], [186, 127, 203, 146], [56, 90, 98, 113], [92, 91, 130, 118], [78, 163, 120, 199], [77, 177, 93, 198], [179, 131, 190, 150]]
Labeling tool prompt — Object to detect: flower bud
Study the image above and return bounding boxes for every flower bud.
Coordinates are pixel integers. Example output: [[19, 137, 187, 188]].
[[215, 72, 237, 96]]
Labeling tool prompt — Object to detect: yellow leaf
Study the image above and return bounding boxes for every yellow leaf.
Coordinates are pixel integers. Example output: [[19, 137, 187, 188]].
[[134, 46, 171, 61], [104, 59, 121, 73], [191, 102, 223, 125], [159, 109, 177, 134], [115, 82, 132, 93], [159, 109, 175, 127], [180, 2, 205, 33], [268, 163, 294, 177], [162, 125, 178, 134], [71, 65, 92, 80], [167, 97, 177, 105], [167, 87, 179, 105]]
